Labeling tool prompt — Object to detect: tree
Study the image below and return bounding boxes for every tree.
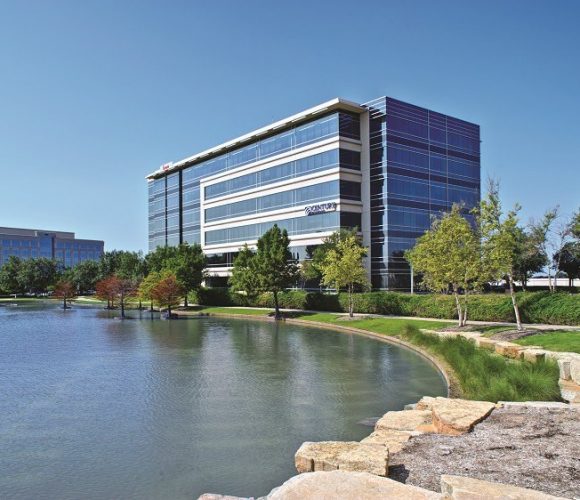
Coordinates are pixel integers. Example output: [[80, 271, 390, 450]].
[[53, 279, 76, 309], [95, 276, 119, 309], [529, 207, 559, 291], [300, 228, 359, 287], [114, 277, 137, 319], [406, 205, 481, 327], [145, 245, 179, 273], [71, 260, 100, 294], [138, 271, 163, 311], [253, 225, 299, 318], [17, 258, 60, 295], [512, 228, 546, 290], [478, 179, 525, 331], [319, 234, 370, 318], [554, 242, 580, 287], [151, 273, 184, 318], [164, 243, 206, 307], [230, 244, 260, 299], [0, 256, 24, 295]]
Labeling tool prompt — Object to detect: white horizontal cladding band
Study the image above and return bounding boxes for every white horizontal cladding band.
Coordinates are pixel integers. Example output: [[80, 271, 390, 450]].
[[199, 136, 361, 187], [202, 170, 344, 208], [202, 231, 338, 254], [202, 201, 362, 231], [304, 202, 337, 216]]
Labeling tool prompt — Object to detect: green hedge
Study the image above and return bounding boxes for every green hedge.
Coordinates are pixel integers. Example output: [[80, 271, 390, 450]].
[[195, 288, 580, 326]]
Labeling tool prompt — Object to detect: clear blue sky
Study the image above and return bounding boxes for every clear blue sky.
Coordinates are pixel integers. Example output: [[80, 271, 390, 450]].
[[1, 0, 578, 252]]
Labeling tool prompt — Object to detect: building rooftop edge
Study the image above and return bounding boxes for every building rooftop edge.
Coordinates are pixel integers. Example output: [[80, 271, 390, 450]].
[[145, 97, 365, 180]]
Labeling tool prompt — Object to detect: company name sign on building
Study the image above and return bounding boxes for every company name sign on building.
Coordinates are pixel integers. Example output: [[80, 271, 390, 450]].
[[304, 202, 337, 216]]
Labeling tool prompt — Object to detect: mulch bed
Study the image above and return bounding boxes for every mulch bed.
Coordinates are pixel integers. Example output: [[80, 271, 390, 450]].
[[389, 405, 580, 498]]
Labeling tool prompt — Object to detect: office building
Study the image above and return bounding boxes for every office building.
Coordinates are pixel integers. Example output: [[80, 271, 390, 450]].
[[0, 227, 104, 268], [147, 96, 480, 290]]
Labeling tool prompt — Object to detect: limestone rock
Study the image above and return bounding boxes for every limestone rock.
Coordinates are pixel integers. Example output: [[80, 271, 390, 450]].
[[265, 470, 441, 499], [416, 396, 437, 410], [440, 474, 567, 499], [559, 379, 580, 404], [360, 429, 416, 454], [521, 349, 548, 363], [494, 342, 524, 358], [544, 351, 576, 380], [427, 397, 495, 435], [375, 409, 433, 432], [568, 354, 580, 385], [294, 441, 388, 476], [474, 337, 496, 350]]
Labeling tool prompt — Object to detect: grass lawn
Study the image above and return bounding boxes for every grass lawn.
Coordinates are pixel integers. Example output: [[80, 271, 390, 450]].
[[195, 306, 561, 402], [514, 331, 580, 354]]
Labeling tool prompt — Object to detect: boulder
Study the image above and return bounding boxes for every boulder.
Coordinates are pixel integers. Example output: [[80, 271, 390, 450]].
[[494, 342, 524, 358], [559, 379, 580, 404], [440, 474, 567, 499], [544, 352, 576, 380], [265, 471, 441, 499], [568, 354, 580, 385], [360, 429, 416, 454], [374, 409, 433, 432], [474, 337, 496, 351], [294, 441, 388, 476], [521, 349, 548, 363], [424, 397, 495, 435]]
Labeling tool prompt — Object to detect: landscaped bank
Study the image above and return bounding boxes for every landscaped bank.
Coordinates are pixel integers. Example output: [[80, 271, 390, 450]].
[[195, 289, 580, 326], [188, 307, 563, 403]]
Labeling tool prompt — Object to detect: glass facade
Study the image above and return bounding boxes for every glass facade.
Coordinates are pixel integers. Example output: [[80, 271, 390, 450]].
[[0, 229, 104, 268], [365, 97, 480, 290]]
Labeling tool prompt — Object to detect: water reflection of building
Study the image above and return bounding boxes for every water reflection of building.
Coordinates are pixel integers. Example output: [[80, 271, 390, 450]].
[[0, 226, 104, 268], [147, 96, 480, 291]]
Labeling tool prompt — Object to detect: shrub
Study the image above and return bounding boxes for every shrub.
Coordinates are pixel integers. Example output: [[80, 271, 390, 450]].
[[400, 325, 561, 402], [196, 288, 580, 325]]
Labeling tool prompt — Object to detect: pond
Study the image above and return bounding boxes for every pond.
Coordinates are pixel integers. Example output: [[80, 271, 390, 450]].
[[0, 302, 446, 499]]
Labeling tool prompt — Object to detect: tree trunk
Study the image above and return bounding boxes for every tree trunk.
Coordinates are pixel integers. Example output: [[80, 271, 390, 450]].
[[167, 304, 172, 318], [507, 274, 523, 331], [453, 289, 463, 327], [121, 299, 125, 319], [138, 300, 142, 310], [273, 291, 280, 319], [150, 301, 154, 312], [461, 290, 469, 327], [184, 294, 188, 308], [348, 284, 354, 318]]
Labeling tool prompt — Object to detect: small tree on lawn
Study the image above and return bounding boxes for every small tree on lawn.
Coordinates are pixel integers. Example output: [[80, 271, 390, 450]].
[[229, 244, 260, 301], [253, 225, 299, 319], [114, 277, 137, 319], [53, 279, 76, 309], [95, 276, 120, 309], [479, 179, 525, 331], [165, 243, 206, 307], [138, 271, 163, 311], [151, 273, 184, 318], [320, 233, 369, 318], [406, 205, 481, 327]]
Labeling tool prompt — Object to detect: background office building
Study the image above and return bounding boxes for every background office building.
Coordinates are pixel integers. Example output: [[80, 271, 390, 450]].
[[0, 227, 104, 268], [147, 96, 480, 291]]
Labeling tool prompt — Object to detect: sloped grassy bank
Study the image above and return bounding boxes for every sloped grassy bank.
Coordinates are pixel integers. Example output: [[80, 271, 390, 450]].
[[193, 308, 562, 403], [195, 289, 580, 326]]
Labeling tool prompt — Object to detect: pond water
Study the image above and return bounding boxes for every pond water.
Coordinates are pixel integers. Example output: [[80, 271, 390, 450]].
[[0, 302, 446, 499]]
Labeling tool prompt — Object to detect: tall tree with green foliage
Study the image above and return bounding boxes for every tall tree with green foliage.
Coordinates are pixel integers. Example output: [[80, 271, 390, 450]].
[[300, 228, 359, 288], [406, 205, 481, 327], [71, 260, 101, 294], [0, 256, 24, 295], [253, 225, 298, 318], [512, 228, 547, 290], [18, 258, 60, 295], [164, 243, 206, 307], [554, 242, 580, 287], [319, 233, 369, 318], [144, 245, 179, 273], [229, 244, 260, 300], [478, 179, 525, 330], [529, 207, 559, 291]]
